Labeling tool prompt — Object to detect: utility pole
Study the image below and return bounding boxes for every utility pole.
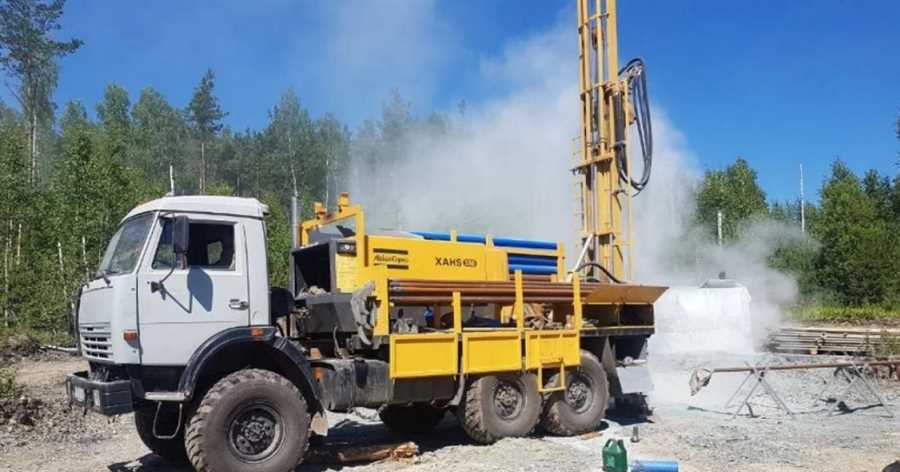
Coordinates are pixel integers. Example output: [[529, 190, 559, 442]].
[[290, 163, 299, 249], [717, 210, 723, 246], [799, 163, 806, 234], [168, 164, 175, 196]]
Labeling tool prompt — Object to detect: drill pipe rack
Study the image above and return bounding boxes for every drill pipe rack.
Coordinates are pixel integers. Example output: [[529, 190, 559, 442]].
[[387, 279, 664, 305]]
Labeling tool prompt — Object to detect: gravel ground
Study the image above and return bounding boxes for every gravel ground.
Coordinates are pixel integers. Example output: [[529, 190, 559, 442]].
[[1, 352, 898, 472]]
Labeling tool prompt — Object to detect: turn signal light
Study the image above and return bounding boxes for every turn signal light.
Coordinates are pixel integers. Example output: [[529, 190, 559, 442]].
[[250, 327, 265, 338], [123, 330, 139, 342]]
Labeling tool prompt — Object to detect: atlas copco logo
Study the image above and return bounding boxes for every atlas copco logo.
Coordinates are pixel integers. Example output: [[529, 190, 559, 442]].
[[435, 256, 478, 268]]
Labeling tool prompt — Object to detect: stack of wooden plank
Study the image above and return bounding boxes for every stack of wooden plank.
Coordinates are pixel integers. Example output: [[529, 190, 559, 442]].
[[767, 326, 900, 355]]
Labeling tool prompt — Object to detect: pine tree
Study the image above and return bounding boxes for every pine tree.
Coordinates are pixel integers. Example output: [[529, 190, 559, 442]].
[[186, 69, 226, 193], [0, 0, 81, 184]]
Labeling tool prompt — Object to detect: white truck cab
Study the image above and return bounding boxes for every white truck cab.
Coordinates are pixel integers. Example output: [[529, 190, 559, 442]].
[[77, 196, 271, 366], [68, 195, 328, 471]]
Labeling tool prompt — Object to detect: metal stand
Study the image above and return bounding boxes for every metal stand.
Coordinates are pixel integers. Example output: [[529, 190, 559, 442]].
[[813, 356, 894, 418], [724, 362, 793, 419]]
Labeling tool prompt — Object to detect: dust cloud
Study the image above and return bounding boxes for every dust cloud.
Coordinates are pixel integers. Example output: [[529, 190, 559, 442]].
[[346, 11, 798, 354]]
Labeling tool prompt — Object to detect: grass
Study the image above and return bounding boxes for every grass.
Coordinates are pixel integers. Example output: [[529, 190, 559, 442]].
[[786, 304, 900, 356], [0, 326, 75, 350], [0, 368, 23, 401], [875, 334, 900, 357], [785, 304, 900, 323]]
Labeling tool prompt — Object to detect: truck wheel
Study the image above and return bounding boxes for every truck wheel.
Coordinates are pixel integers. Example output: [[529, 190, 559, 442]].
[[457, 373, 540, 444], [540, 350, 609, 436], [185, 369, 311, 472], [134, 404, 187, 464], [379, 403, 446, 434]]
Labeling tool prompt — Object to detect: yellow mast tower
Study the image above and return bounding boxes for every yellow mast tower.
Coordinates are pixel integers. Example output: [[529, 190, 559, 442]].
[[574, 0, 652, 282]]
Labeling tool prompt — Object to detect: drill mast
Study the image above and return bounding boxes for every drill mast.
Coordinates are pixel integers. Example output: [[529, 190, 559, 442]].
[[575, 0, 650, 282]]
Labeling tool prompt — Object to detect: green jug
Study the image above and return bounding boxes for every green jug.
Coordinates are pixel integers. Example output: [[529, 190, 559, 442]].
[[602, 438, 628, 472]]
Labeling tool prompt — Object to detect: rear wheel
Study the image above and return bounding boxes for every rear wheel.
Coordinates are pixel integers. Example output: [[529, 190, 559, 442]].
[[379, 403, 446, 434], [185, 369, 311, 472], [540, 350, 609, 436], [457, 373, 541, 444], [134, 404, 187, 464]]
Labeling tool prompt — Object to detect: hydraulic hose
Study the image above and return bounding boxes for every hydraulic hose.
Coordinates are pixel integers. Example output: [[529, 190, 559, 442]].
[[616, 58, 653, 194], [574, 262, 623, 284]]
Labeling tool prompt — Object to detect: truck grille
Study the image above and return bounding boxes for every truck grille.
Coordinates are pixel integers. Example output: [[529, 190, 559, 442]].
[[80, 322, 113, 362]]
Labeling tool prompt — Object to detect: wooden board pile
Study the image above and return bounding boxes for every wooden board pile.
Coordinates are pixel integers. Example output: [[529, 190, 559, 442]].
[[767, 326, 900, 356]]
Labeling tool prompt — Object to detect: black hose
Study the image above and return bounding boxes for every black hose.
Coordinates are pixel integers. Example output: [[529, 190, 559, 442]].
[[616, 58, 653, 194], [574, 262, 623, 284]]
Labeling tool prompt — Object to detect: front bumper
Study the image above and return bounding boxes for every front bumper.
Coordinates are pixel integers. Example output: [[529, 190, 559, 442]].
[[66, 371, 134, 416]]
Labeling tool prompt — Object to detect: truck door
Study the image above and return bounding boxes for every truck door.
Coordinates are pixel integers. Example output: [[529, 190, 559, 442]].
[[137, 215, 250, 365]]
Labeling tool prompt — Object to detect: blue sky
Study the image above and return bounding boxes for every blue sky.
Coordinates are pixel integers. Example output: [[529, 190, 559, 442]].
[[3, 0, 899, 203]]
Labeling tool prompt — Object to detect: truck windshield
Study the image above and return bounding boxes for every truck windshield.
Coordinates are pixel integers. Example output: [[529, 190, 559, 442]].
[[97, 213, 154, 276]]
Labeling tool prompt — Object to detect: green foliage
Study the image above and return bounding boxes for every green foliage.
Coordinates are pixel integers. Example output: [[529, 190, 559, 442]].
[[259, 194, 291, 290], [786, 305, 900, 323], [0, 0, 82, 180], [768, 236, 819, 299], [96, 84, 131, 134], [132, 87, 188, 181], [0, 0, 895, 337], [0, 0, 81, 111], [701, 150, 899, 317], [695, 157, 768, 241], [187, 69, 226, 141], [187, 69, 227, 192], [0, 64, 355, 334], [812, 161, 895, 306]]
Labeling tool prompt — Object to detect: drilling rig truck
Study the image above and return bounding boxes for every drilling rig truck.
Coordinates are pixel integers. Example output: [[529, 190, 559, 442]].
[[66, 1, 662, 471]]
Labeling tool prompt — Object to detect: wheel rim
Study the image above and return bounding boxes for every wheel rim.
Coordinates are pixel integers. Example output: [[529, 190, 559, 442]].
[[226, 402, 284, 463], [565, 372, 593, 414], [493, 379, 525, 420]]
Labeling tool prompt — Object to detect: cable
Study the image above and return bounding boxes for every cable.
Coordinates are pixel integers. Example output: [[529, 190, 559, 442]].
[[574, 262, 623, 284], [616, 58, 653, 195]]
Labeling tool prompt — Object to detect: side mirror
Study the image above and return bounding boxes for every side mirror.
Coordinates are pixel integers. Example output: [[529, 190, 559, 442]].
[[173, 216, 189, 255]]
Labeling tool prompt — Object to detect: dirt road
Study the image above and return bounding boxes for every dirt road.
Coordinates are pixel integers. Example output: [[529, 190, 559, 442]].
[[1, 353, 898, 471]]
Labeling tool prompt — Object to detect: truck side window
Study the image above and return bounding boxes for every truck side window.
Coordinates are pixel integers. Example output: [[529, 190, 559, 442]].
[[152, 220, 236, 270]]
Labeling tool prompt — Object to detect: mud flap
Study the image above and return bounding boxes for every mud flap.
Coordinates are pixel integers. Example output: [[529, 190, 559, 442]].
[[615, 365, 654, 394]]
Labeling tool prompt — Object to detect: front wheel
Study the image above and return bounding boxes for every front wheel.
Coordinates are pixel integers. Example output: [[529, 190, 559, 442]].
[[184, 369, 311, 472]]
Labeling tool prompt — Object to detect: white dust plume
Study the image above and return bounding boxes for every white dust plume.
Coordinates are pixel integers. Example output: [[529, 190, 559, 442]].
[[344, 10, 798, 354]]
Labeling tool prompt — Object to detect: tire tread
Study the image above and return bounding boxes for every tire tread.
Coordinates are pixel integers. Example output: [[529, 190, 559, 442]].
[[540, 350, 608, 436], [458, 374, 540, 444], [184, 368, 310, 472]]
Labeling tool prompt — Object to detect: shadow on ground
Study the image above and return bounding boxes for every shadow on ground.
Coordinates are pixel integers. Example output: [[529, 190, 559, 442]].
[[103, 416, 471, 472], [106, 412, 643, 471], [298, 415, 471, 471], [107, 454, 192, 472]]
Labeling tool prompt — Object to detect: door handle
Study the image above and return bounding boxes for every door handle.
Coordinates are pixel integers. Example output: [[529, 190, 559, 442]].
[[228, 299, 249, 310]]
